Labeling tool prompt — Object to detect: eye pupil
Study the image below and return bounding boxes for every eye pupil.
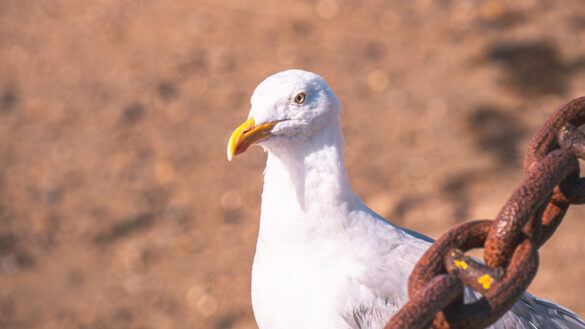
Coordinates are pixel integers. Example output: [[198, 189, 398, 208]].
[[294, 92, 305, 104]]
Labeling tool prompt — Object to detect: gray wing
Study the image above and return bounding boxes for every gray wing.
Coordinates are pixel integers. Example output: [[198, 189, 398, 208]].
[[491, 292, 585, 329], [343, 242, 585, 328], [345, 205, 585, 328], [345, 289, 585, 329]]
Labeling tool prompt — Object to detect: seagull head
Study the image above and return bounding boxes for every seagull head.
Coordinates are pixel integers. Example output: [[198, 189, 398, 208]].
[[227, 69, 342, 160]]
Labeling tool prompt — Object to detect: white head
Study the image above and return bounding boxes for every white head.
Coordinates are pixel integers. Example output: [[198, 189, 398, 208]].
[[227, 70, 342, 160]]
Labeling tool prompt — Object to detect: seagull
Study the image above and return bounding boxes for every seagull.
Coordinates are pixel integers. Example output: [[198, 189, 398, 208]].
[[226, 69, 585, 329]]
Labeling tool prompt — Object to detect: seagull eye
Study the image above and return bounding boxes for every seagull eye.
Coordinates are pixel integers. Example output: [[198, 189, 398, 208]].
[[294, 92, 306, 104]]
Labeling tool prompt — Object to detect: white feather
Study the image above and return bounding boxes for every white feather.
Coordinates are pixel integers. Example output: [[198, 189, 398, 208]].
[[243, 70, 585, 329]]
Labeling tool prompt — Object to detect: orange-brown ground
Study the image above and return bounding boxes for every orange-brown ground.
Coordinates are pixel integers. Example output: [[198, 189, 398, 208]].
[[2, 1, 585, 328]]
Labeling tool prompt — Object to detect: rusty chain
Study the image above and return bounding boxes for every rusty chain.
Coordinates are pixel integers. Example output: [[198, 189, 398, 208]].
[[384, 97, 585, 329]]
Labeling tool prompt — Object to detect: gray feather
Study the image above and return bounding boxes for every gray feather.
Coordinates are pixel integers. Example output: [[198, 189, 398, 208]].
[[345, 289, 585, 329]]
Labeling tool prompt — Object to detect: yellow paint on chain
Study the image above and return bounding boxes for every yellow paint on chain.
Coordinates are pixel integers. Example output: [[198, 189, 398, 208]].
[[454, 260, 469, 270], [478, 274, 494, 290]]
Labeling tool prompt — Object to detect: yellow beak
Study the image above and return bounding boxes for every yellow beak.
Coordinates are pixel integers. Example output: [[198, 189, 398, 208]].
[[227, 117, 277, 161]]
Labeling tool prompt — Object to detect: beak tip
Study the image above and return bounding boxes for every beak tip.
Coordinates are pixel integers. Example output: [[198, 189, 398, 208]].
[[227, 144, 234, 161]]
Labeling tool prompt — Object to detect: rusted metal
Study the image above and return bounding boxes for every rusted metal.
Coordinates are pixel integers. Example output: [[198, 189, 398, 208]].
[[383, 275, 463, 329], [559, 123, 585, 159], [444, 248, 503, 295], [484, 148, 577, 267], [408, 220, 493, 296], [524, 97, 585, 173], [431, 237, 538, 329], [384, 97, 585, 329], [395, 220, 538, 329], [531, 200, 567, 248]]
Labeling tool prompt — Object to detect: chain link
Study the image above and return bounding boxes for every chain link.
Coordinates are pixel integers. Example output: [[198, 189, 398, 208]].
[[384, 97, 585, 329]]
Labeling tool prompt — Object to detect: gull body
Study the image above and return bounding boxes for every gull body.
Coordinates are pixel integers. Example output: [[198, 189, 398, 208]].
[[227, 70, 585, 329]]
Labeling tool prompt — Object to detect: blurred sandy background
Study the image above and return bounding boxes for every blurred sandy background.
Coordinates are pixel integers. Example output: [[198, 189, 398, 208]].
[[1, 0, 585, 328]]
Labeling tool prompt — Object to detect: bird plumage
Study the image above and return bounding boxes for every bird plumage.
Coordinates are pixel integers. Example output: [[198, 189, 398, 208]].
[[227, 69, 585, 329]]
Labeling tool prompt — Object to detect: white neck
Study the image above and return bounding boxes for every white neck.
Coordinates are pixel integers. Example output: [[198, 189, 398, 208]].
[[258, 119, 357, 246]]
